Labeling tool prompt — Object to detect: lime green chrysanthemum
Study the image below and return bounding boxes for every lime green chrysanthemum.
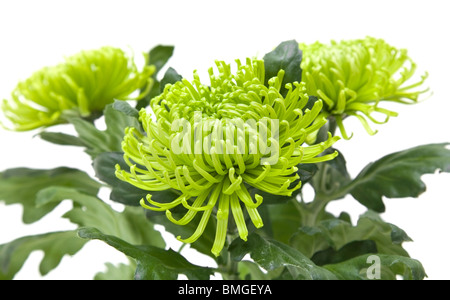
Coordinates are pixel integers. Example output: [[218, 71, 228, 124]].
[[300, 36, 428, 139], [115, 58, 339, 256], [1, 46, 155, 131]]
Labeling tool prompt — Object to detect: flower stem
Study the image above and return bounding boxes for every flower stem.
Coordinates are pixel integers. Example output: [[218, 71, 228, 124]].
[[217, 220, 241, 280]]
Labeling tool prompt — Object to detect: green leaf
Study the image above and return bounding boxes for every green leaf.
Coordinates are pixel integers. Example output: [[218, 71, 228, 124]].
[[311, 240, 377, 265], [237, 260, 270, 280], [290, 210, 410, 260], [323, 254, 427, 280], [356, 211, 411, 255], [266, 201, 302, 244], [36, 186, 165, 248], [229, 232, 423, 280], [70, 102, 141, 158], [93, 152, 148, 206], [347, 143, 450, 212], [0, 231, 86, 280], [112, 100, 140, 118], [296, 163, 319, 186], [37, 131, 87, 147], [148, 45, 175, 76], [0, 167, 101, 224], [390, 223, 413, 244], [94, 262, 135, 280], [289, 226, 329, 258], [136, 45, 175, 110], [160, 67, 182, 92], [78, 227, 213, 280], [229, 232, 337, 280], [104, 102, 142, 144], [69, 118, 111, 155], [263, 40, 302, 96]]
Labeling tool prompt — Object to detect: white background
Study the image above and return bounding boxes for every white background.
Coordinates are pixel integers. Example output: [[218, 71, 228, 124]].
[[0, 0, 449, 280]]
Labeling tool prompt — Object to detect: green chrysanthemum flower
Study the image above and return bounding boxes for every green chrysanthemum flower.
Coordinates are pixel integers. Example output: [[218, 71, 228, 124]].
[[115, 58, 339, 256], [1, 46, 155, 131], [300, 36, 428, 139]]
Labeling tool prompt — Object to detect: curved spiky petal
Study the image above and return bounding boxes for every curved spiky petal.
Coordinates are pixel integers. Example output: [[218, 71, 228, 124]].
[[300, 36, 428, 139], [1, 47, 155, 131], [116, 58, 339, 256]]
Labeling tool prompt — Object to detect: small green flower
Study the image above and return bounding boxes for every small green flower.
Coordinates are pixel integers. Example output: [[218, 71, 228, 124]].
[[1, 46, 155, 131], [300, 36, 428, 139], [115, 58, 339, 256]]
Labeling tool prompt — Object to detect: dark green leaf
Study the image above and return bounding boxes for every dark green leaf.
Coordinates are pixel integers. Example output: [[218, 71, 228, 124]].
[[263, 40, 302, 96], [237, 260, 270, 280], [0, 231, 86, 280], [93, 152, 148, 206], [70, 103, 141, 158], [148, 45, 175, 75], [311, 240, 377, 266], [296, 163, 319, 185], [353, 211, 410, 256], [136, 45, 175, 110], [0, 167, 101, 223], [36, 186, 165, 248], [37, 131, 86, 147], [289, 226, 329, 258], [348, 143, 450, 212], [229, 232, 337, 280], [69, 117, 111, 155], [290, 210, 410, 259], [338, 211, 352, 223], [78, 227, 212, 280], [112, 100, 140, 118], [390, 223, 413, 244], [324, 254, 426, 280], [266, 201, 302, 244], [160, 67, 182, 92], [103, 103, 142, 148]]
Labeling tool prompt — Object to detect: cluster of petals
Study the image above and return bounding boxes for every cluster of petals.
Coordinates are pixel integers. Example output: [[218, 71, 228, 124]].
[[300, 36, 428, 139], [116, 58, 338, 255], [1, 46, 154, 131]]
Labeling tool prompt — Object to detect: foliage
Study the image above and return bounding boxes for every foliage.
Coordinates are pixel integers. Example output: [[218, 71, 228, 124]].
[[0, 40, 447, 281]]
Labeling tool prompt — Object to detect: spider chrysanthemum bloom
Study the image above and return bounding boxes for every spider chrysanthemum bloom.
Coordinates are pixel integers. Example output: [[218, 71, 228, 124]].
[[115, 58, 339, 256], [300, 36, 428, 139], [1, 46, 155, 131]]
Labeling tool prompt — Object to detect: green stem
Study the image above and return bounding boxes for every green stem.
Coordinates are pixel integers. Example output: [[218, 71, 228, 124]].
[[294, 196, 330, 227], [218, 220, 241, 280], [224, 253, 240, 280], [295, 160, 336, 226], [178, 242, 188, 253]]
